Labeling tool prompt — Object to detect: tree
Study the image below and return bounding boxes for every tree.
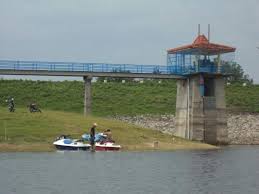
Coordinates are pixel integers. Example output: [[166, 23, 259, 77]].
[[223, 62, 253, 84]]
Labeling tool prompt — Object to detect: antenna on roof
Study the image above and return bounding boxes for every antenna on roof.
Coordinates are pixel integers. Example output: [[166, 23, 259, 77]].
[[198, 24, 201, 36], [208, 24, 210, 42]]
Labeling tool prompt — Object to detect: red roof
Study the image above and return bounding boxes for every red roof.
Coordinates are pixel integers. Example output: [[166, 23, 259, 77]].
[[167, 35, 236, 55]]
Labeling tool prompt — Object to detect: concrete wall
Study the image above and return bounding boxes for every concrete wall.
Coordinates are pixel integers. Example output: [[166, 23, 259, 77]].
[[214, 78, 228, 144], [175, 74, 228, 144], [189, 76, 204, 141], [203, 96, 217, 144], [175, 79, 188, 138]]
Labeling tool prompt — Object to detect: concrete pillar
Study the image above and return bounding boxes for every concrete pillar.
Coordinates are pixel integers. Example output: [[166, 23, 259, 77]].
[[175, 79, 188, 138], [174, 74, 228, 145], [84, 76, 92, 116], [189, 76, 204, 141], [214, 77, 228, 144], [175, 76, 204, 141]]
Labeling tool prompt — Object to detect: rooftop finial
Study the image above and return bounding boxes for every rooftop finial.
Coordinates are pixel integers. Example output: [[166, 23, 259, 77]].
[[208, 24, 210, 43]]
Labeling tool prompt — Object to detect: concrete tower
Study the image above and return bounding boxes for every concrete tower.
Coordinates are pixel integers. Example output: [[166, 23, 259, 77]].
[[167, 32, 236, 144]]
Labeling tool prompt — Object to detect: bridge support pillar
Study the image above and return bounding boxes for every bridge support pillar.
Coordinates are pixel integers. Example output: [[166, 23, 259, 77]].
[[175, 74, 228, 145], [84, 76, 92, 116]]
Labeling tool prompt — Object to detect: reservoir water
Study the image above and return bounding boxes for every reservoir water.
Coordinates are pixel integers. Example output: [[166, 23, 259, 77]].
[[0, 146, 259, 194]]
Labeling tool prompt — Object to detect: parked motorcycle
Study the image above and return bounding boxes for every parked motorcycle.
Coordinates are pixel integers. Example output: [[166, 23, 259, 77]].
[[28, 103, 42, 113]]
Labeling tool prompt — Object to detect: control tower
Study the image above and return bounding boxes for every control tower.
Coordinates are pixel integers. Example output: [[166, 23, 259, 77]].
[[167, 28, 236, 144]]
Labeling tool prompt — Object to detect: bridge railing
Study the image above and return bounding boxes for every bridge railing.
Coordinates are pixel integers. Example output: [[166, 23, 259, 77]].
[[0, 60, 178, 74], [0, 60, 224, 75]]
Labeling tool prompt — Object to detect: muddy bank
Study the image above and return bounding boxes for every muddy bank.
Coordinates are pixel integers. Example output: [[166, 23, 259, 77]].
[[113, 113, 259, 145]]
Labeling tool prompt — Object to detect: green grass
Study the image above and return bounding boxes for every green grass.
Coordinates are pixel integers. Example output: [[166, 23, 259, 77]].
[[0, 79, 177, 116], [226, 83, 259, 112], [0, 107, 214, 151], [0, 79, 258, 116]]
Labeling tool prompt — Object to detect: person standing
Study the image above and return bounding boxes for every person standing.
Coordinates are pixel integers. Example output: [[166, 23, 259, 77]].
[[90, 123, 97, 152], [6, 97, 15, 112]]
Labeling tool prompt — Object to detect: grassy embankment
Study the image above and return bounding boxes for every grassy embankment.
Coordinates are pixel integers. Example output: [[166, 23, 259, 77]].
[[0, 107, 215, 152], [0, 79, 258, 151], [1, 79, 258, 116], [0, 79, 177, 116], [225, 83, 259, 113]]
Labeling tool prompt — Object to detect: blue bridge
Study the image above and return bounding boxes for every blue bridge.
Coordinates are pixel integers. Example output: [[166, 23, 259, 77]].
[[0, 60, 223, 79]]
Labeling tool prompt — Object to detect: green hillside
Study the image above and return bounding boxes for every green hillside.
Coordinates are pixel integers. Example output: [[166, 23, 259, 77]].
[[0, 79, 177, 116], [225, 83, 259, 112], [0, 79, 258, 116]]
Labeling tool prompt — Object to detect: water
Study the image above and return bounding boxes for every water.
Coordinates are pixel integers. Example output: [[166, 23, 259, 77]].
[[0, 146, 259, 194]]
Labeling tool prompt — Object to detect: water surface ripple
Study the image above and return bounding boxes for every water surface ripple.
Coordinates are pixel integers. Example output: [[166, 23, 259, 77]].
[[0, 146, 259, 194]]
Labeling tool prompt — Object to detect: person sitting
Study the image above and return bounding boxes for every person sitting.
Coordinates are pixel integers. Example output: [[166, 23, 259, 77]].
[[103, 129, 114, 143], [30, 103, 36, 109], [28, 102, 41, 112]]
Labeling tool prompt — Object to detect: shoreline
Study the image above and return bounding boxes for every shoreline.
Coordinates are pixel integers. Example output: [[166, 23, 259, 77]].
[[0, 141, 217, 152], [2, 143, 259, 153], [113, 112, 259, 145]]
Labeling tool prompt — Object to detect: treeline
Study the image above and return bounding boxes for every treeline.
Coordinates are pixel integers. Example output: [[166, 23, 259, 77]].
[[223, 62, 253, 84]]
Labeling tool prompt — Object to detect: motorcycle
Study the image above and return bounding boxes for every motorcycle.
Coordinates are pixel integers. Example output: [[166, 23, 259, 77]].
[[28, 103, 42, 113], [8, 103, 15, 112], [6, 98, 15, 112]]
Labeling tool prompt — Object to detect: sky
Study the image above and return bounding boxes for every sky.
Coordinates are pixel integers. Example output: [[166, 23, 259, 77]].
[[0, 0, 258, 82]]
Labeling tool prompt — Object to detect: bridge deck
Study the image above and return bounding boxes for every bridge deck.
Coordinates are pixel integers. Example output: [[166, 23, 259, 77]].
[[0, 60, 223, 79], [0, 60, 186, 79], [0, 69, 185, 79]]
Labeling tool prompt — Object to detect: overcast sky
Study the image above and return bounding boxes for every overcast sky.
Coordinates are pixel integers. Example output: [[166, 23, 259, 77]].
[[0, 0, 258, 82]]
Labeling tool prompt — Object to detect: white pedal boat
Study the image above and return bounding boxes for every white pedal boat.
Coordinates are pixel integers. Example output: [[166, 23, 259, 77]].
[[53, 135, 90, 151]]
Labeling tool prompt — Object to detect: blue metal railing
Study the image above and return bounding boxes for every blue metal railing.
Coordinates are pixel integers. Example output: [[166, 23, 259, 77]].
[[0, 60, 223, 75], [182, 64, 224, 74]]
